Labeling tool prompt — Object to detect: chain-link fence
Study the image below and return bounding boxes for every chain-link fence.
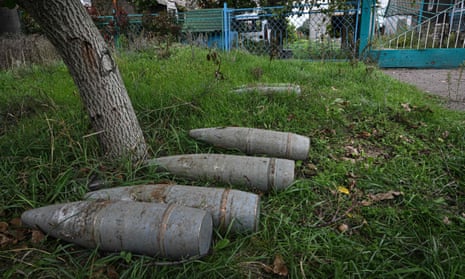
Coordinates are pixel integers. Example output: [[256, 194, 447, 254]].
[[95, 2, 364, 60], [176, 3, 363, 60], [93, 14, 147, 47], [228, 4, 361, 60]]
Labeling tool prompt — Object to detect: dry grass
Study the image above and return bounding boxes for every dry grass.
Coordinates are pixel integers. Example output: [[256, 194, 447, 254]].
[[0, 34, 60, 70]]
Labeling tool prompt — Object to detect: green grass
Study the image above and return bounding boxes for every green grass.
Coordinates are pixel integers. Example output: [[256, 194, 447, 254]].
[[1, 46, 465, 278], [289, 39, 352, 60]]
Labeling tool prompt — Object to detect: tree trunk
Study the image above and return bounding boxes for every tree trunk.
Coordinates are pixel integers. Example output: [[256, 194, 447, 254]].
[[16, 0, 148, 162], [0, 7, 21, 34]]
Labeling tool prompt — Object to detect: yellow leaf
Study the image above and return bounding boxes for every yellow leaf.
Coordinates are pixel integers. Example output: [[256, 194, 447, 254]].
[[337, 186, 350, 195]]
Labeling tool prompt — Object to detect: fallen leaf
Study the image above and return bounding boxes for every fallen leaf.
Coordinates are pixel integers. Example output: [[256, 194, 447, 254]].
[[273, 254, 288, 276], [79, 167, 91, 174], [31, 230, 45, 243], [369, 191, 403, 201], [303, 163, 318, 176], [0, 221, 8, 233], [401, 103, 411, 112], [0, 233, 13, 248], [358, 131, 371, 139], [337, 186, 350, 195], [307, 163, 318, 171], [399, 135, 412, 143], [14, 229, 26, 242], [332, 98, 350, 108], [345, 146, 360, 158], [362, 190, 403, 206], [9, 218, 22, 227], [106, 265, 119, 279], [360, 200, 372, 206]]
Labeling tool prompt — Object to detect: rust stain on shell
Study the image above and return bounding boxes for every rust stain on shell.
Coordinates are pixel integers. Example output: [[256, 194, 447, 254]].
[[64, 200, 111, 243], [285, 132, 292, 158], [127, 185, 169, 203], [219, 189, 230, 231], [267, 158, 276, 190], [150, 185, 169, 203]]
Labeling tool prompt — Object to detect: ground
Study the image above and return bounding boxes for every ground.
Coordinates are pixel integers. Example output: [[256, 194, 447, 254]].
[[381, 68, 465, 111]]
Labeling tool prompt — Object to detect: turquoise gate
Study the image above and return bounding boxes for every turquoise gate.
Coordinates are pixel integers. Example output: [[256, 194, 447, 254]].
[[365, 0, 465, 68]]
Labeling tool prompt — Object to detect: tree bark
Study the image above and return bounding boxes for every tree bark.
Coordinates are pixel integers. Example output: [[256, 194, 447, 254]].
[[16, 0, 148, 162]]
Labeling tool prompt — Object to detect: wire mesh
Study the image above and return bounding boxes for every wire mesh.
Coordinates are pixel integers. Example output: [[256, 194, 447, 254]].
[[227, 4, 361, 60], [94, 14, 147, 46]]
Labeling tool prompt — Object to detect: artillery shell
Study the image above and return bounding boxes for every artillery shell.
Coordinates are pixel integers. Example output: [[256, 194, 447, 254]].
[[147, 154, 295, 192], [85, 184, 260, 233], [21, 200, 212, 259], [189, 127, 310, 160]]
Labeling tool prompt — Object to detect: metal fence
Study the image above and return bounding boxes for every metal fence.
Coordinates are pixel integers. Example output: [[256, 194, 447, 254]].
[[179, 3, 362, 60], [93, 14, 146, 46], [375, 0, 465, 49], [95, 2, 364, 61]]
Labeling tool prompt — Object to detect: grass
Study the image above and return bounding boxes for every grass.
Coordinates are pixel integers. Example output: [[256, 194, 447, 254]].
[[289, 39, 352, 60], [1, 46, 465, 278]]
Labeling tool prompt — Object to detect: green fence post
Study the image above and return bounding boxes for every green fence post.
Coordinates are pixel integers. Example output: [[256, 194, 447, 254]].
[[358, 0, 375, 58]]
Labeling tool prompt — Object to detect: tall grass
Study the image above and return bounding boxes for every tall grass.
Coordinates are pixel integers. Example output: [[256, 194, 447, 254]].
[[1, 46, 465, 278]]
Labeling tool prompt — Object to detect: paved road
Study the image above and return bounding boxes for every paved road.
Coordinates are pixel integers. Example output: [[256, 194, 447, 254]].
[[381, 69, 465, 111]]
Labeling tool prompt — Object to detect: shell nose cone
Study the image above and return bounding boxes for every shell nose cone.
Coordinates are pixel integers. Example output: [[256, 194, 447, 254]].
[[188, 129, 201, 138], [21, 209, 37, 228], [21, 205, 57, 229]]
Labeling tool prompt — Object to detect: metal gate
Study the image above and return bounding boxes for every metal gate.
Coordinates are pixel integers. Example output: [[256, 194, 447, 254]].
[[367, 0, 465, 68]]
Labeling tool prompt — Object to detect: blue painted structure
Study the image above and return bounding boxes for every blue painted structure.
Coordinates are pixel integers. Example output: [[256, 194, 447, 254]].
[[362, 0, 465, 68], [370, 49, 465, 68]]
